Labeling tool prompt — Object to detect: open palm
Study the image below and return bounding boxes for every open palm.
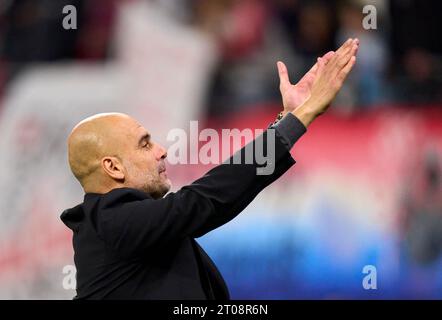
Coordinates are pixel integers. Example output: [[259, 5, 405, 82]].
[[277, 52, 334, 114]]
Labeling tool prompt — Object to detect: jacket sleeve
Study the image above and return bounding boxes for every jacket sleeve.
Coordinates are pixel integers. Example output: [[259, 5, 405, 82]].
[[97, 115, 306, 258]]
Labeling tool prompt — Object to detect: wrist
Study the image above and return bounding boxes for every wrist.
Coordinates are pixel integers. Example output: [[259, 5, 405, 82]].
[[281, 109, 289, 118], [291, 103, 317, 128]]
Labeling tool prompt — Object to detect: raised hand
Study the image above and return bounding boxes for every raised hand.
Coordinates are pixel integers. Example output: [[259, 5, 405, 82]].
[[277, 51, 335, 116], [284, 38, 359, 128]]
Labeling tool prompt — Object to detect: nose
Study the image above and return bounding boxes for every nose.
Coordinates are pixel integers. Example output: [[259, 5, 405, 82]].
[[155, 143, 167, 160]]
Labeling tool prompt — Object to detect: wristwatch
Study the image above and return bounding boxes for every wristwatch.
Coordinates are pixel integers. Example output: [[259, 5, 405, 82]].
[[272, 111, 284, 126]]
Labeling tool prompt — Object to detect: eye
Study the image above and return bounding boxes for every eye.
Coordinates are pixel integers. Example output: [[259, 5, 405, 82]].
[[143, 141, 152, 149]]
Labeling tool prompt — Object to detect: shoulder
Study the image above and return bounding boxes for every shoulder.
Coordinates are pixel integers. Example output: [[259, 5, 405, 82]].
[[91, 188, 152, 209]]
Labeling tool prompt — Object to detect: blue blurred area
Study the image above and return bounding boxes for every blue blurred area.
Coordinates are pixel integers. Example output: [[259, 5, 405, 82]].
[[198, 201, 442, 299]]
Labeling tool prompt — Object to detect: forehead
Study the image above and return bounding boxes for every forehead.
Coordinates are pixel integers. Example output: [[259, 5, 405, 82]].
[[135, 123, 149, 137], [114, 117, 149, 142], [118, 117, 142, 133]]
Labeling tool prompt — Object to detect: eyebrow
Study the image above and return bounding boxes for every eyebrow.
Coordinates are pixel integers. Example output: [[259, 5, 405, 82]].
[[138, 133, 151, 147]]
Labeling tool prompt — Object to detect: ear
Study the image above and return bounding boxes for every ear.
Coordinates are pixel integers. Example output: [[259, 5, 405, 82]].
[[101, 156, 125, 181]]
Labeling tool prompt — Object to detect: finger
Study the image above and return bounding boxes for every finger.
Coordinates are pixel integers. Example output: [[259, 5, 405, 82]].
[[316, 56, 326, 75], [337, 55, 356, 85], [342, 39, 358, 58], [322, 51, 335, 63], [335, 38, 353, 56], [306, 55, 322, 75], [328, 38, 353, 69], [298, 58, 320, 85], [351, 42, 359, 57], [304, 51, 335, 77], [337, 42, 358, 69], [277, 61, 291, 89], [353, 38, 359, 56]]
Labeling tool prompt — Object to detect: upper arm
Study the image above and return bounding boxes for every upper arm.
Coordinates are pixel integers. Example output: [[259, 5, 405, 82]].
[[97, 188, 220, 258]]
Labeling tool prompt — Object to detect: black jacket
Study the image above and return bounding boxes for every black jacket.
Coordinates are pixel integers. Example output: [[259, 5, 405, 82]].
[[60, 114, 306, 299]]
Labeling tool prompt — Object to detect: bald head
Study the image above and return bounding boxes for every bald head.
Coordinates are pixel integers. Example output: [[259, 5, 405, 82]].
[[68, 112, 170, 197], [68, 113, 135, 192]]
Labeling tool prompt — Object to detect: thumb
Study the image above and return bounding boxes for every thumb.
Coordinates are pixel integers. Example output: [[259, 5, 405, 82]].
[[277, 61, 291, 90]]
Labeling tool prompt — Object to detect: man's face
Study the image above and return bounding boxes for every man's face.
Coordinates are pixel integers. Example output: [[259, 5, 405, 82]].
[[120, 119, 171, 199]]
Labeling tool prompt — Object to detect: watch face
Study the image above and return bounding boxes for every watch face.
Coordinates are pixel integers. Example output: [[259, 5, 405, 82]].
[[277, 112, 283, 121]]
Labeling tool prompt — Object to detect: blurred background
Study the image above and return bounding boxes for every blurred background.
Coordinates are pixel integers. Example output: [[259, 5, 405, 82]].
[[0, 0, 441, 299]]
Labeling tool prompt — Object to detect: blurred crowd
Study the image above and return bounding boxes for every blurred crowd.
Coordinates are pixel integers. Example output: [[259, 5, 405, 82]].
[[0, 0, 442, 297], [0, 0, 441, 117], [401, 149, 442, 266]]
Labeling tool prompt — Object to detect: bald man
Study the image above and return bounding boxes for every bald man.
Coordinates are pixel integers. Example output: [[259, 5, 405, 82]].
[[61, 39, 358, 299]]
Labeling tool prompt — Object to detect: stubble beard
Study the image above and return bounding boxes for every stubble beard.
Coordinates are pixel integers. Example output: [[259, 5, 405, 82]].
[[141, 172, 171, 199]]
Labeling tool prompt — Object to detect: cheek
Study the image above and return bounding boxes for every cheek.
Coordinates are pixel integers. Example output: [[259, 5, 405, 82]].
[[125, 154, 145, 175], [134, 153, 157, 173]]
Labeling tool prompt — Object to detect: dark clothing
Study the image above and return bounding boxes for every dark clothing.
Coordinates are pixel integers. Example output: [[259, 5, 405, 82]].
[[60, 113, 306, 299]]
